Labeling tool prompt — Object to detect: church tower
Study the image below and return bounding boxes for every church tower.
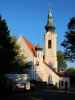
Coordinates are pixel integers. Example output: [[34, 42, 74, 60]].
[[44, 9, 57, 71]]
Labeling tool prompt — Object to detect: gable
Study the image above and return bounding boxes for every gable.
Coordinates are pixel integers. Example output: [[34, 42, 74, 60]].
[[17, 36, 36, 57]]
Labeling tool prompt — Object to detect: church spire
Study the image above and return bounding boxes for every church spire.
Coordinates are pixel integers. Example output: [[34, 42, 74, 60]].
[[45, 8, 55, 32]]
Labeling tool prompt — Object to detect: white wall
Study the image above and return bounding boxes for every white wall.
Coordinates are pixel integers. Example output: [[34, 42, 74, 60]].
[[16, 37, 34, 63], [44, 31, 57, 70]]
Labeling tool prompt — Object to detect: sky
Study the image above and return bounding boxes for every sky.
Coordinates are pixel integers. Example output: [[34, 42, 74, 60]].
[[0, 0, 75, 66]]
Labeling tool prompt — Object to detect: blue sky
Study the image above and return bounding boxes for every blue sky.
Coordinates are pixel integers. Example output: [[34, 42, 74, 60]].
[[0, 0, 75, 50]]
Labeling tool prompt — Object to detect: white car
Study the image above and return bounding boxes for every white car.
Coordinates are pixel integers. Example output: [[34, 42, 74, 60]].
[[5, 74, 31, 91]]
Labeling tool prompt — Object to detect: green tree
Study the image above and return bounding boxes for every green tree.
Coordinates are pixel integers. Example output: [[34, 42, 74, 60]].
[[0, 15, 33, 74], [0, 16, 17, 73], [61, 17, 75, 61], [66, 67, 75, 74], [16, 44, 32, 73], [57, 51, 67, 71]]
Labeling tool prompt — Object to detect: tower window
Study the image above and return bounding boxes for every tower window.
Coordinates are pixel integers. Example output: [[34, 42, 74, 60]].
[[48, 40, 51, 48]]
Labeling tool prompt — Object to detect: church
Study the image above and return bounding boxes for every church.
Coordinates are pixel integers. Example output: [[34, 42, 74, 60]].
[[17, 9, 70, 89]]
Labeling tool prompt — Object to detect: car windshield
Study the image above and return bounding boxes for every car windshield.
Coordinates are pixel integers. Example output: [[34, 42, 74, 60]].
[[5, 74, 29, 83]]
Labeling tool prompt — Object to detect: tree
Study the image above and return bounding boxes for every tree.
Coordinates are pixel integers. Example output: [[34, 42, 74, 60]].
[[61, 17, 75, 61], [15, 43, 33, 73], [0, 16, 17, 73], [0, 15, 33, 74], [57, 51, 67, 71], [66, 67, 75, 74]]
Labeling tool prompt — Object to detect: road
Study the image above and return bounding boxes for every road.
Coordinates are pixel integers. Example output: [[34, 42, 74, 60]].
[[0, 88, 75, 100]]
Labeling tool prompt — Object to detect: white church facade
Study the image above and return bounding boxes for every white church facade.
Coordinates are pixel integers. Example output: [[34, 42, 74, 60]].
[[17, 9, 70, 89]]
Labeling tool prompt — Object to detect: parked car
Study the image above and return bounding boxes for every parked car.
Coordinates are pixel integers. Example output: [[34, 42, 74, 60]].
[[5, 74, 31, 92]]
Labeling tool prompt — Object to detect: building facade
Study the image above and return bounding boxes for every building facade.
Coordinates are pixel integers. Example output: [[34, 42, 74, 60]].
[[44, 9, 57, 71], [16, 9, 70, 89]]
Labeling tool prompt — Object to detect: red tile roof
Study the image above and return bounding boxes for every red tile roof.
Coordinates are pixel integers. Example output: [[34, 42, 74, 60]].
[[18, 36, 36, 56]]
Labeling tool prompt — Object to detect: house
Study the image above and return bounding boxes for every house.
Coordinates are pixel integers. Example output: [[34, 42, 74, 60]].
[[16, 9, 70, 89]]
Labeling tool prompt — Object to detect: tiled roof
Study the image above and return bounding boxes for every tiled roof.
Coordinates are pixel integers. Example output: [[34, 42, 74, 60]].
[[18, 36, 36, 56]]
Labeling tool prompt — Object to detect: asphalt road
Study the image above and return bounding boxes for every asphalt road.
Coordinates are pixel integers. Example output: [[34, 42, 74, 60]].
[[0, 88, 75, 100]]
